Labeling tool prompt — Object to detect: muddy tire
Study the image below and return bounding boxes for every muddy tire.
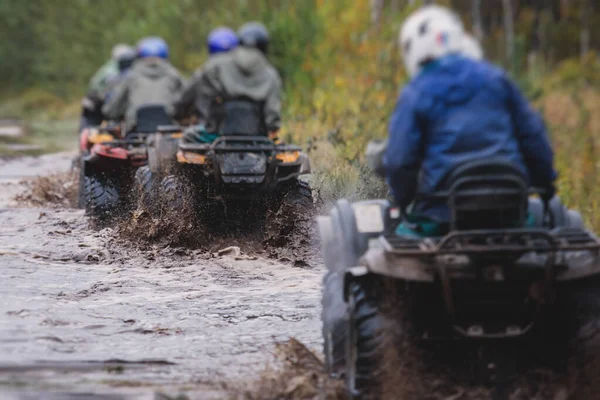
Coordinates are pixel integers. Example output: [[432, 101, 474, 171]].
[[322, 270, 348, 377], [264, 179, 313, 246], [160, 175, 188, 212], [345, 277, 400, 399], [77, 156, 86, 209], [84, 175, 120, 220], [134, 166, 156, 212], [319, 214, 349, 376]]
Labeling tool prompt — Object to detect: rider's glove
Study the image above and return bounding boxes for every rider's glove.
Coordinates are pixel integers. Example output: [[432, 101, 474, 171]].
[[541, 184, 556, 204]]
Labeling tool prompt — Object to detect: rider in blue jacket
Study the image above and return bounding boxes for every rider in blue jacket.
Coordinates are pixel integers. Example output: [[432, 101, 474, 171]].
[[386, 5, 556, 225]]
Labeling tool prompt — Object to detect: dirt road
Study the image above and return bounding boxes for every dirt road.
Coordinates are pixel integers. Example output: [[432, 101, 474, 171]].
[[0, 152, 324, 399]]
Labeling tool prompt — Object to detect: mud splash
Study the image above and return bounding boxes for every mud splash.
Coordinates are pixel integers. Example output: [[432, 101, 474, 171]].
[[118, 183, 319, 267], [233, 338, 344, 400], [14, 170, 78, 208]]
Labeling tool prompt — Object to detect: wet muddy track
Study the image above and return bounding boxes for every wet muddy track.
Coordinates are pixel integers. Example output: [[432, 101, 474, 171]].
[[0, 152, 323, 399]]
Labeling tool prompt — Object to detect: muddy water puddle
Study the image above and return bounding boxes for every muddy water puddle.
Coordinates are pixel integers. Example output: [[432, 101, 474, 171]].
[[0, 153, 324, 399]]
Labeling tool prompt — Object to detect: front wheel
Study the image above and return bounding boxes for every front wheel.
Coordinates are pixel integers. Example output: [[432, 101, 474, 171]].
[[322, 270, 348, 377], [345, 277, 405, 399]]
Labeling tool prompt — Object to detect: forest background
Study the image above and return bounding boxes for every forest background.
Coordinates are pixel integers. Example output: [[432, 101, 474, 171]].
[[0, 0, 599, 227]]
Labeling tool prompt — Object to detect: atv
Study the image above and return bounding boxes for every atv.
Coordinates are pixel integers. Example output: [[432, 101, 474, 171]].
[[80, 105, 174, 221], [318, 157, 600, 398], [158, 128, 312, 239]]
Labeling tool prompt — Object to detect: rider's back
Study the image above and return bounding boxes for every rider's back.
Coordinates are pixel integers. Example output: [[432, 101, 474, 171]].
[[201, 47, 282, 134], [103, 58, 184, 131], [387, 55, 554, 221]]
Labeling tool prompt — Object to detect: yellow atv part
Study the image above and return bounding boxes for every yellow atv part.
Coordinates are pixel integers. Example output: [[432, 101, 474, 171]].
[[275, 151, 300, 164], [176, 150, 207, 165]]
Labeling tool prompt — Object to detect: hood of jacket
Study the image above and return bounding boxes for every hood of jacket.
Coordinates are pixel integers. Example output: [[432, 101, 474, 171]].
[[231, 47, 269, 76], [133, 58, 175, 80]]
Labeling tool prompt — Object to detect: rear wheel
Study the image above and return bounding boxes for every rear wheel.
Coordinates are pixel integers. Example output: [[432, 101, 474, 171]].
[[133, 166, 156, 212], [84, 174, 120, 221], [264, 179, 313, 246], [160, 174, 192, 214], [77, 156, 86, 209]]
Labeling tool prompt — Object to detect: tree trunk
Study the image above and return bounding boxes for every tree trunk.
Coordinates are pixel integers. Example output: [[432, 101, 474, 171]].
[[370, 0, 384, 29], [528, 0, 542, 71], [472, 0, 484, 40], [502, 0, 515, 71], [580, 0, 591, 60]]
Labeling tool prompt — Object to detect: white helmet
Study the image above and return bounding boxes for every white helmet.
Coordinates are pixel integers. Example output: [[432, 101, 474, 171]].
[[399, 5, 464, 77], [111, 44, 134, 61], [461, 33, 483, 60]]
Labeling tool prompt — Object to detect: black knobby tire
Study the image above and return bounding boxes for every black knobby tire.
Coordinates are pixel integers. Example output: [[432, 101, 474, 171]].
[[77, 156, 86, 209], [284, 179, 313, 208], [322, 270, 348, 377], [160, 174, 189, 213], [85, 174, 120, 220], [134, 165, 156, 211], [346, 277, 401, 399], [319, 207, 352, 377]]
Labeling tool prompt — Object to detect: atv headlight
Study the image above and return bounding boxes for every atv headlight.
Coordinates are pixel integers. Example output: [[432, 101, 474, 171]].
[[176, 150, 206, 164], [275, 151, 300, 164]]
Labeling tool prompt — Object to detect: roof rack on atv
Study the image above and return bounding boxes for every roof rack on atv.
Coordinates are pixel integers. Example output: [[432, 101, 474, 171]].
[[381, 227, 600, 257]]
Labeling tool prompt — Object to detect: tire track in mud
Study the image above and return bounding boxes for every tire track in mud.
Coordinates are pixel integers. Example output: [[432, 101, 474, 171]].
[[0, 152, 325, 399]]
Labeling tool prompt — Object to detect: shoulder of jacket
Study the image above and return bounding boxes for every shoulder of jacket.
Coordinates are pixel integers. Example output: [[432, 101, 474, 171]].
[[265, 63, 282, 84], [203, 53, 231, 71]]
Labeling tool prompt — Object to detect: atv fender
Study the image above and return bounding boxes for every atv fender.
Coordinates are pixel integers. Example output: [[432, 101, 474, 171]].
[[91, 143, 129, 160], [360, 248, 435, 283]]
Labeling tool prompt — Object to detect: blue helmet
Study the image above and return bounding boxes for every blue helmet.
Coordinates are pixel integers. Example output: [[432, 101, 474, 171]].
[[207, 27, 239, 55], [137, 36, 169, 59]]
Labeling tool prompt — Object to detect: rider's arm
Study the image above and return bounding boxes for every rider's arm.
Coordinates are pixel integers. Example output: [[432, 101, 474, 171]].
[[385, 87, 423, 208], [176, 72, 200, 116], [195, 68, 221, 123], [101, 78, 129, 120], [264, 71, 282, 133], [504, 76, 557, 193]]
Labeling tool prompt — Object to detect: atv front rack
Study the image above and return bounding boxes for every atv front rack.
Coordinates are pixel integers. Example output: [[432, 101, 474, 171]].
[[179, 135, 301, 153], [381, 228, 600, 257]]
